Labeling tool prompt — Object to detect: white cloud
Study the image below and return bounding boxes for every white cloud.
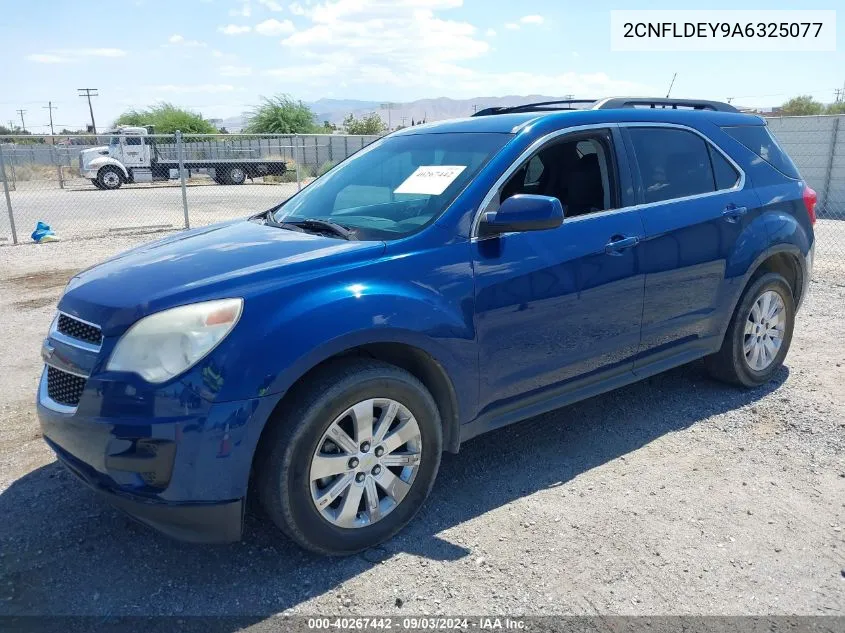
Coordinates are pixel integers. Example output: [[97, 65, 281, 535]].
[[150, 83, 236, 93], [250, 0, 642, 100], [255, 18, 295, 35], [504, 22, 519, 30], [59, 48, 127, 57], [167, 34, 206, 47], [219, 24, 252, 34], [27, 48, 127, 63], [485, 28, 496, 37], [229, 0, 251, 16], [520, 14, 544, 25], [257, 0, 283, 10], [220, 64, 254, 76], [212, 49, 225, 57], [26, 53, 69, 64]]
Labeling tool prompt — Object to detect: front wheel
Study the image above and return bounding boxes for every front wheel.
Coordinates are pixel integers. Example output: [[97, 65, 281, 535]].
[[91, 179, 105, 190], [97, 166, 123, 190], [705, 272, 795, 387], [256, 359, 442, 555]]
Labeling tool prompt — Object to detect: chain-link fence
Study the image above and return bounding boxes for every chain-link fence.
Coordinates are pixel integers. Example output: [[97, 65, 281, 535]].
[[0, 132, 380, 244], [764, 115, 844, 274], [0, 120, 843, 274]]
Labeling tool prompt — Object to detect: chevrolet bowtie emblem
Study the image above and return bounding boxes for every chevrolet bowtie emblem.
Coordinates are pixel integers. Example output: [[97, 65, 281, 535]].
[[41, 340, 55, 363]]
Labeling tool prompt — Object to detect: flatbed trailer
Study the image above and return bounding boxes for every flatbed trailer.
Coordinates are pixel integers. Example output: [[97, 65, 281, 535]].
[[79, 126, 288, 189]]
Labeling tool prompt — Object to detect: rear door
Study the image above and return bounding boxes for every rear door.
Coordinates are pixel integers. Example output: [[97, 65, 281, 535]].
[[622, 124, 761, 370]]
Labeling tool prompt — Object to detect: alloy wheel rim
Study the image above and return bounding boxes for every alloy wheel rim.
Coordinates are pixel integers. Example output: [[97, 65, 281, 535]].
[[743, 290, 786, 371], [103, 171, 119, 187], [232, 168, 245, 182], [309, 398, 422, 529]]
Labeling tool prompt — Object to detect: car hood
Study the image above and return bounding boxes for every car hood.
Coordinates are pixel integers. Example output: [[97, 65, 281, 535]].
[[59, 220, 385, 335]]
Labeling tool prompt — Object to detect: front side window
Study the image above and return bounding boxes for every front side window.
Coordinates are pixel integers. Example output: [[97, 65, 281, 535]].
[[125, 137, 142, 146], [628, 128, 716, 204], [497, 131, 617, 218], [274, 132, 510, 240]]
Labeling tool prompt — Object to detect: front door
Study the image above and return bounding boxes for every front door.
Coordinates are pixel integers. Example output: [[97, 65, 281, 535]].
[[473, 128, 645, 414]]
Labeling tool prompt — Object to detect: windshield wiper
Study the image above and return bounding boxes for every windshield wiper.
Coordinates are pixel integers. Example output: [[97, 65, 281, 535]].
[[264, 214, 357, 241]]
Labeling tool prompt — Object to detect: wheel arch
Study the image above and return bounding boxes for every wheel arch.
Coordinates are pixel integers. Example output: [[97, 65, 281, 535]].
[[90, 157, 128, 179], [255, 340, 462, 459]]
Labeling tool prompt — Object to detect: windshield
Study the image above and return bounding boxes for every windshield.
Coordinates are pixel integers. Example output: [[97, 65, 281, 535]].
[[272, 132, 510, 240], [109, 136, 120, 146]]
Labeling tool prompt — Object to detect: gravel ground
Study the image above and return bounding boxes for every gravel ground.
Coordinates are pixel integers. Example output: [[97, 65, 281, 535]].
[[0, 234, 843, 618]]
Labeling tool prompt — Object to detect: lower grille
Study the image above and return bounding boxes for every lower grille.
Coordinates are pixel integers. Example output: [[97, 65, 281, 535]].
[[47, 366, 86, 407]]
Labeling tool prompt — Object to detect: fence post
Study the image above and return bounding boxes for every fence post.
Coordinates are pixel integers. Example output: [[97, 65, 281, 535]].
[[176, 130, 190, 229], [0, 143, 18, 245], [294, 133, 302, 192], [53, 145, 64, 190], [822, 116, 841, 213], [344, 135, 348, 160]]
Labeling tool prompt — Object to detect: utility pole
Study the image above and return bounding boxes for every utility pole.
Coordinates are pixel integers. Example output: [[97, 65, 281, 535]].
[[16, 109, 27, 132], [380, 102, 397, 130], [43, 101, 58, 135], [77, 88, 99, 134]]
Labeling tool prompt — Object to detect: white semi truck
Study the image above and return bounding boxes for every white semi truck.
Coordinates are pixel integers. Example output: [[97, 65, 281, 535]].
[[79, 126, 288, 190]]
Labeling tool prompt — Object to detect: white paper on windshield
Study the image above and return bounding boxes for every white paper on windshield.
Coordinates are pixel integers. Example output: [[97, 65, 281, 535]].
[[394, 165, 466, 195]]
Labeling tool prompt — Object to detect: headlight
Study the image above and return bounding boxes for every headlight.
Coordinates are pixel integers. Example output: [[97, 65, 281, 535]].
[[106, 298, 243, 383]]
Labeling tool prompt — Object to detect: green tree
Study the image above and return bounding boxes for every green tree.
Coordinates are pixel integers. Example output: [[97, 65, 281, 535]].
[[780, 95, 824, 116], [343, 112, 386, 135], [114, 103, 218, 134], [245, 95, 319, 133], [826, 101, 845, 114]]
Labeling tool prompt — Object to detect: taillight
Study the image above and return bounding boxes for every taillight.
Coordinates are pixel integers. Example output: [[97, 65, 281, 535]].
[[803, 184, 817, 225]]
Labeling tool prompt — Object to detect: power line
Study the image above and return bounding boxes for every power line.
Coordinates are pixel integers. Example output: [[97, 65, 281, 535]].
[[43, 101, 58, 135], [16, 109, 27, 132], [77, 88, 99, 134]]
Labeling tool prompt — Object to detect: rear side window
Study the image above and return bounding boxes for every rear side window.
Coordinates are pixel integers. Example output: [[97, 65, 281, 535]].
[[708, 145, 740, 190], [721, 125, 800, 179], [628, 127, 715, 203]]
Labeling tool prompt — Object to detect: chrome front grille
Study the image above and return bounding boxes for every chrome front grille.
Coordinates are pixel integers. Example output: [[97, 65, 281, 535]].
[[57, 313, 103, 346], [47, 366, 86, 407]]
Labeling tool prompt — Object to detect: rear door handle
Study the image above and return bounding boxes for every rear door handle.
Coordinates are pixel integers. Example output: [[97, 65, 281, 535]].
[[722, 205, 748, 223], [605, 235, 640, 255]]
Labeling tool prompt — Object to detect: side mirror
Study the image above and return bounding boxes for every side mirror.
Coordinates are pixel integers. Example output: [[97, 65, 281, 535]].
[[478, 194, 564, 237]]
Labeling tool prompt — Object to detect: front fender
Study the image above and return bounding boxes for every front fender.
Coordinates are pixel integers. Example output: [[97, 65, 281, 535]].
[[88, 156, 128, 178]]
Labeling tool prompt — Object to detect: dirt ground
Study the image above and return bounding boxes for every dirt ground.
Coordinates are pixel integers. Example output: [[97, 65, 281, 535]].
[[0, 235, 843, 618]]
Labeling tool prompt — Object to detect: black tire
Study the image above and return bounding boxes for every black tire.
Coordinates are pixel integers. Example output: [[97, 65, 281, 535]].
[[91, 179, 105, 190], [222, 166, 247, 185], [255, 359, 442, 555], [705, 272, 795, 387], [97, 166, 123, 190]]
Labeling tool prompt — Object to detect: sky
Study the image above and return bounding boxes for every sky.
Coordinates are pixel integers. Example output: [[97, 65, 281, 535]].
[[0, 0, 842, 132]]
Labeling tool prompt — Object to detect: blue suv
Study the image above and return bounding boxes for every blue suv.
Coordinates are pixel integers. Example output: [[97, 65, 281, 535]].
[[38, 98, 816, 554]]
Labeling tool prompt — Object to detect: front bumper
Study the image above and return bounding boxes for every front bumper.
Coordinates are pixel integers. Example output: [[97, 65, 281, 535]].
[[37, 366, 279, 543]]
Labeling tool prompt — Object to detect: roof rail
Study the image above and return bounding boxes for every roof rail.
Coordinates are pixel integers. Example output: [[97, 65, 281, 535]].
[[472, 99, 598, 117], [593, 97, 738, 113]]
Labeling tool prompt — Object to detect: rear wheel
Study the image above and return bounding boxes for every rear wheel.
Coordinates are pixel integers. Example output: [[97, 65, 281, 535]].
[[222, 166, 247, 185], [97, 166, 123, 190], [705, 272, 795, 387], [256, 359, 442, 555]]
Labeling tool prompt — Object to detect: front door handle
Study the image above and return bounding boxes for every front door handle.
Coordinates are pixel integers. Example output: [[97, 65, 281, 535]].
[[605, 235, 640, 255], [722, 205, 748, 223]]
